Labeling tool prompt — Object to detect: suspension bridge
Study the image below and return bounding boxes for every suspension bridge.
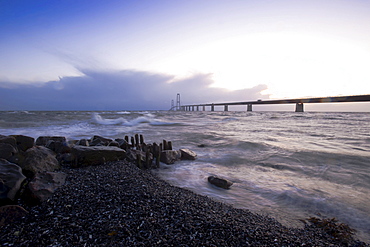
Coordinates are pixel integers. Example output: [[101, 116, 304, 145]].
[[170, 94, 370, 112]]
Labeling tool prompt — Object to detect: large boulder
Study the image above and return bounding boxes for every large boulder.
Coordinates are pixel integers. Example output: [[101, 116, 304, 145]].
[[179, 148, 197, 160], [71, 146, 126, 167], [0, 136, 17, 148], [0, 205, 28, 226], [0, 159, 26, 201], [21, 146, 60, 178], [208, 175, 233, 189], [160, 150, 181, 165], [90, 135, 112, 146], [24, 171, 66, 205], [11, 135, 34, 152], [0, 143, 17, 160], [35, 136, 67, 146]]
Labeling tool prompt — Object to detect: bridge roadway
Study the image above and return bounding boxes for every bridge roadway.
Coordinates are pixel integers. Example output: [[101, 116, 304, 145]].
[[178, 94, 370, 112]]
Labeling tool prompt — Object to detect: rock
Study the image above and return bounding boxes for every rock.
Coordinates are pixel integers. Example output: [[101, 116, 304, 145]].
[[45, 140, 71, 154], [208, 175, 233, 189], [0, 178, 10, 201], [76, 139, 89, 146], [71, 146, 126, 167], [115, 138, 129, 150], [21, 146, 60, 178], [35, 136, 66, 146], [0, 143, 18, 160], [0, 159, 26, 201], [108, 140, 120, 147], [11, 135, 34, 152], [179, 148, 197, 160], [90, 135, 112, 146], [24, 171, 66, 205], [160, 150, 181, 164], [0, 136, 17, 148], [0, 205, 28, 226]]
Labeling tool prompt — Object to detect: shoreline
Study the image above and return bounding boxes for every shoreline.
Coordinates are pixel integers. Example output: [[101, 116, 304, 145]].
[[1, 161, 368, 246]]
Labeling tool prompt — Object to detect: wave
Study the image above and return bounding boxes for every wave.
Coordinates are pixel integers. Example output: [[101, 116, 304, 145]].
[[92, 113, 126, 125], [92, 113, 180, 127], [116, 111, 131, 115]]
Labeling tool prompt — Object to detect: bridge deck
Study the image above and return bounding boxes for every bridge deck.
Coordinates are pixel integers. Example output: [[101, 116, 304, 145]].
[[176, 94, 370, 112]]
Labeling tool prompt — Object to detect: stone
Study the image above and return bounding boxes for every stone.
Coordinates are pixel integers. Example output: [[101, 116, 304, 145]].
[[45, 140, 71, 154], [0, 205, 28, 226], [90, 135, 112, 146], [0, 143, 18, 160], [35, 136, 66, 146], [11, 135, 34, 152], [208, 175, 233, 189], [108, 140, 120, 147], [160, 150, 181, 165], [0, 136, 17, 148], [21, 146, 60, 178], [25, 171, 67, 205], [76, 139, 89, 146], [71, 146, 126, 167], [0, 159, 26, 201], [179, 148, 197, 160]]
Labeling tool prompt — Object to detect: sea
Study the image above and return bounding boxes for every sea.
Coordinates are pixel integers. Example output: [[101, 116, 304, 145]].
[[1, 110, 369, 242]]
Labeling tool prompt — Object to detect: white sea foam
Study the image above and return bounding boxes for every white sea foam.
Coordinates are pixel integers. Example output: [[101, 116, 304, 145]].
[[92, 113, 126, 125]]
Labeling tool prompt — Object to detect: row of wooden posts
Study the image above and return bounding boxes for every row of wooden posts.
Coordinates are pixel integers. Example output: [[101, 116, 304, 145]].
[[121, 134, 173, 170]]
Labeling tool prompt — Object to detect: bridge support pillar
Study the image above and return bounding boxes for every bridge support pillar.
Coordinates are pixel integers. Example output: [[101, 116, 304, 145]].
[[295, 103, 304, 112], [191, 106, 194, 111], [203, 106, 205, 111], [247, 104, 252, 111], [224, 105, 228, 111], [211, 104, 214, 111], [196, 106, 199, 111]]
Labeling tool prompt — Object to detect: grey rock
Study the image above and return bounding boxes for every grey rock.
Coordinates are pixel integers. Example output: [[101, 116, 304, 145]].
[[0, 159, 26, 201], [0, 143, 17, 160], [0, 136, 17, 149], [90, 135, 112, 146], [71, 145, 126, 167], [21, 146, 60, 178], [179, 148, 197, 160], [208, 175, 233, 189], [35, 136, 66, 146], [11, 135, 34, 152], [76, 139, 89, 146], [25, 171, 66, 205], [160, 150, 181, 164]]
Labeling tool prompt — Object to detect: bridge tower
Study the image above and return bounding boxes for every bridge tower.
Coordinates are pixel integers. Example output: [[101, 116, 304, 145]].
[[176, 93, 181, 111], [295, 103, 304, 112]]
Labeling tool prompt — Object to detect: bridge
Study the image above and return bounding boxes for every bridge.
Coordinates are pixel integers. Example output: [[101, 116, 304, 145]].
[[170, 94, 370, 112]]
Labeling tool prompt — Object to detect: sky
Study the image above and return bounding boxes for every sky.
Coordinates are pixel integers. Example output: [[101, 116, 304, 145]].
[[1, 0, 370, 111]]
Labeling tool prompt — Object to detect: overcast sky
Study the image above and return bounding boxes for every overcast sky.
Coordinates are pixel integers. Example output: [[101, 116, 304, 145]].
[[1, 0, 370, 111]]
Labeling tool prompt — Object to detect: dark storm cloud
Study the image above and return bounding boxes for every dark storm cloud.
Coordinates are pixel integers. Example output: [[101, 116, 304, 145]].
[[0, 69, 268, 111]]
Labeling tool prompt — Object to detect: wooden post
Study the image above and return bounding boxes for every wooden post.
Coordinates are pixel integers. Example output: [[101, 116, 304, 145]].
[[140, 134, 144, 144], [163, 140, 168, 150], [136, 153, 142, 169], [167, 141, 172, 150], [131, 136, 135, 148], [135, 134, 139, 148], [145, 150, 151, 169]]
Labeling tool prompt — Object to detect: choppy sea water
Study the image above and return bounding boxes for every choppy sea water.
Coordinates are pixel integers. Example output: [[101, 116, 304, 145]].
[[1, 110, 369, 242]]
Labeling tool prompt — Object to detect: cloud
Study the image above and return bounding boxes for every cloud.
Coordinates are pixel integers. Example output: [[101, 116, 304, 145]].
[[0, 69, 268, 111]]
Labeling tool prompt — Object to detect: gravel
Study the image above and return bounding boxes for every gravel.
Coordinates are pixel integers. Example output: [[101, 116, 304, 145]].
[[1, 161, 368, 246]]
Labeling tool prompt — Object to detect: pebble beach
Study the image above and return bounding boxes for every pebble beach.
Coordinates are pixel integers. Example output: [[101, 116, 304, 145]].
[[1, 161, 367, 247]]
